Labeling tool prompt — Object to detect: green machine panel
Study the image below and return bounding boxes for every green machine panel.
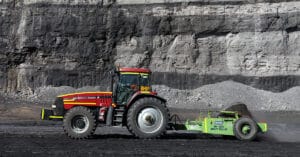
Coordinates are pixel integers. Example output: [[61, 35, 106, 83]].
[[203, 118, 235, 136]]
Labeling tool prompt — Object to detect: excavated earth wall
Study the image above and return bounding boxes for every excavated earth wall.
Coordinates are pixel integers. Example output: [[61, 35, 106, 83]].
[[0, 0, 299, 111]]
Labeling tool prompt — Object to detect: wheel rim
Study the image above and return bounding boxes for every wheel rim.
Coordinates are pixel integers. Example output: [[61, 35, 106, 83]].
[[71, 115, 89, 134], [137, 107, 164, 134], [241, 124, 251, 135]]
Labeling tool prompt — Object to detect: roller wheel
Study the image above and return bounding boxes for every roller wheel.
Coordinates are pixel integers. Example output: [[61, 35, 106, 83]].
[[234, 117, 258, 141]]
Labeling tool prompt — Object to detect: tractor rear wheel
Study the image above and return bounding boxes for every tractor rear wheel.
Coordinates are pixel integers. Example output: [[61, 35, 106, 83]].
[[234, 117, 258, 141], [63, 106, 96, 139], [127, 97, 169, 139]]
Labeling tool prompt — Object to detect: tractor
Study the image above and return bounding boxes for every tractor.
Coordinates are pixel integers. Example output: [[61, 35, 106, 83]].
[[42, 67, 169, 139], [41, 67, 267, 140]]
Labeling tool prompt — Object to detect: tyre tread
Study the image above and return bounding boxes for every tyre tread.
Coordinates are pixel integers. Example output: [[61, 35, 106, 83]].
[[233, 117, 258, 141], [127, 97, 169, 139], [63, 106, 96, 139]]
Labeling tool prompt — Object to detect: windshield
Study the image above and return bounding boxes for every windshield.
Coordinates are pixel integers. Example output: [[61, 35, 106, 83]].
[[120, 74, 139, 86], [119, 73, 150, 86]]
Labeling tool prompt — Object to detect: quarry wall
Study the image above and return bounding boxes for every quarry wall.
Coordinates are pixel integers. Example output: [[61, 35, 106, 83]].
[[0, 0, 299, 110]]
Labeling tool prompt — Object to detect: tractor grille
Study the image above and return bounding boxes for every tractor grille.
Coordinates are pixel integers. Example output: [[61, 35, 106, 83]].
[[53, 97, 64, 116]]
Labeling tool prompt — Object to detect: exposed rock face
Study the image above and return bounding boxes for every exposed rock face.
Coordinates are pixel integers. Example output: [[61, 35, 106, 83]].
[[0, 0, 299, 110]]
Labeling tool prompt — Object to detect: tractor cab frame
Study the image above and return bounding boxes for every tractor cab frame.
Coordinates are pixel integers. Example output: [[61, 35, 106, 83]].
[[113, 68, 153, 106]]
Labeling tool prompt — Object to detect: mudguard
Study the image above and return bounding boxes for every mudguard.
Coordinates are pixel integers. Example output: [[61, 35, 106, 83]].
[[126, 91, 166, 108]]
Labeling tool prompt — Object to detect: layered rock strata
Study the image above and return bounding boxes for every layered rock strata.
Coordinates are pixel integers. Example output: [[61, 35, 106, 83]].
[[0, 0, 299, 110]]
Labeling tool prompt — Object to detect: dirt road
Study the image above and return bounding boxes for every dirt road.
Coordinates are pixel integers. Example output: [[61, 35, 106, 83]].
[[0, 121, 299, 157]]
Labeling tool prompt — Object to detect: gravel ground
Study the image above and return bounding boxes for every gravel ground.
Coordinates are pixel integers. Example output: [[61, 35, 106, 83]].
[[0, 110, 300, 157], [0, 82, 299, 156], [0, 122, 299, 157]]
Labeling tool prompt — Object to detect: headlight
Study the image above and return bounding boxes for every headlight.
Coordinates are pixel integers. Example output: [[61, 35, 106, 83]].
[[52, 104, 57, 109]]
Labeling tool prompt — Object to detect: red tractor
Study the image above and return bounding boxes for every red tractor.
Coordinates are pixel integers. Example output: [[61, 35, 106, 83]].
[[42, 67, 170, 139]]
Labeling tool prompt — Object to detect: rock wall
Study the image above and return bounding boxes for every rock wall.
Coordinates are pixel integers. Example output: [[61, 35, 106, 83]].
[[0, 0, 299, 110]]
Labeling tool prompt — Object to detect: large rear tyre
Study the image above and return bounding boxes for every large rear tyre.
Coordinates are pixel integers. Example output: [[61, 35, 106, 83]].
[[234, 117, 258, 141], [127, 97, 169, 139], [63, 107, 96, 139]]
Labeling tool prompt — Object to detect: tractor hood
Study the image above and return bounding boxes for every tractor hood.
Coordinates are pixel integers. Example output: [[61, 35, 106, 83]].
[[57, 91, 113, 109], [58, 91, 112, 99]]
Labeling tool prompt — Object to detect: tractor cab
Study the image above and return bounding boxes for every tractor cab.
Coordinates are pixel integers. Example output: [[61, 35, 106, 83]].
[[113, 67, 152, 106]]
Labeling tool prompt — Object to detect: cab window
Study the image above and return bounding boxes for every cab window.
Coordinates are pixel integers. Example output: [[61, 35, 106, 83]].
[[119, 74, 139, 86], [139, 74, 150, 86]]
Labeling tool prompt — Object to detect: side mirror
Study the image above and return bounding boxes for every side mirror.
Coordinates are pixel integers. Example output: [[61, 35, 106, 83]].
[[109, 70, 117, 77]]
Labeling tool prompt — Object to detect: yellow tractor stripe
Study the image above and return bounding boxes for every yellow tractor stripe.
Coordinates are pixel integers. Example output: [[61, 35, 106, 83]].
[[41, 108, 45, 120], [49, 116, 63, 119], [58, 92, 112, 97], [64, 102, 97, 105], [120, 72, 149, 75], [63, 99, 76, 102], [140, 91, 151, 94]]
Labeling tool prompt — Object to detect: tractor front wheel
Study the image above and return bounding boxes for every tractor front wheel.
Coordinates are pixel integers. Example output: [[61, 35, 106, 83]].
[[127, 97, 169, 139], [234, 117, 258, 141], [63, 106, 96, 139]]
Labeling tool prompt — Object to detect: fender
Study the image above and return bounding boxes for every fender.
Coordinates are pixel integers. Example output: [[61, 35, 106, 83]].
[[126, 91, 167, 108]]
